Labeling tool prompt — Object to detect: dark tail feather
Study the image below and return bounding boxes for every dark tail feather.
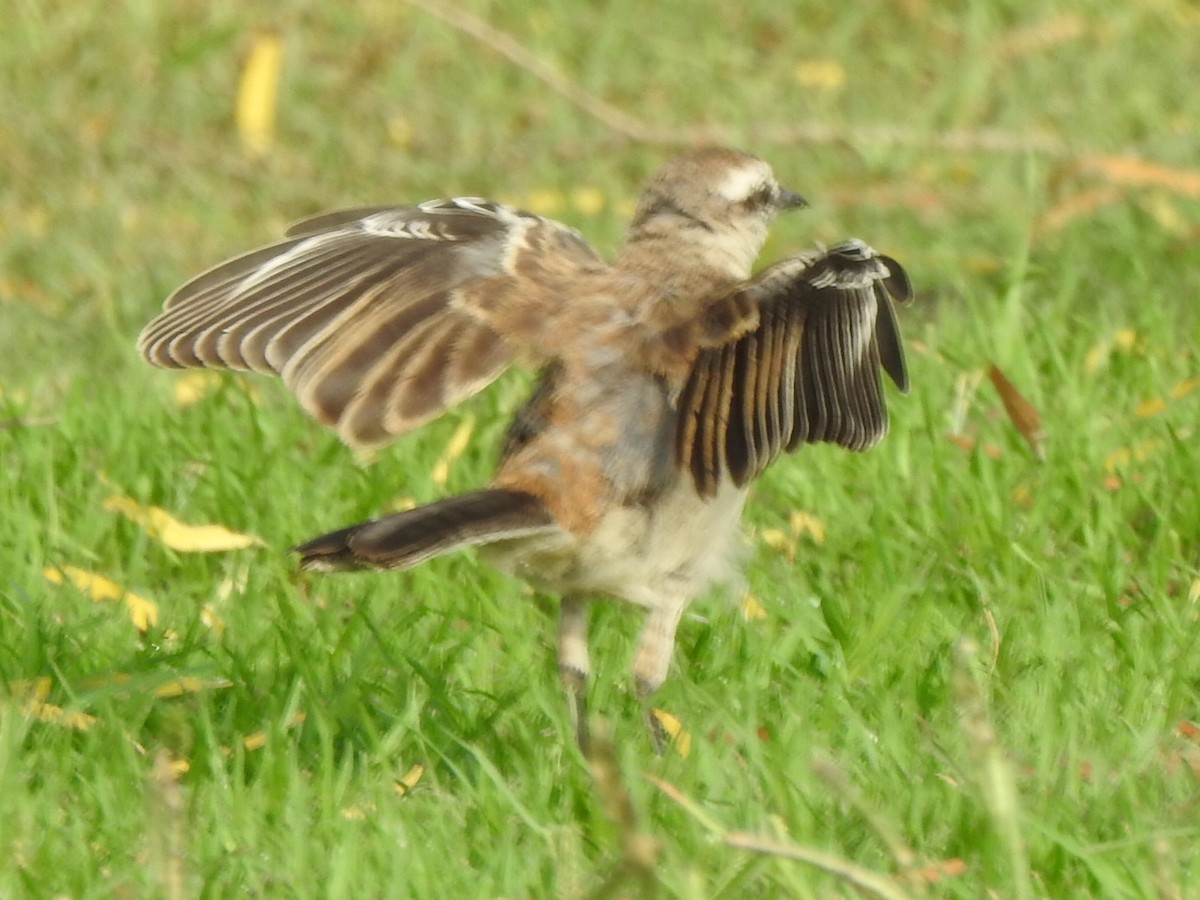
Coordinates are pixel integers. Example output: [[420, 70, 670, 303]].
[[294, 488, 556, 572]]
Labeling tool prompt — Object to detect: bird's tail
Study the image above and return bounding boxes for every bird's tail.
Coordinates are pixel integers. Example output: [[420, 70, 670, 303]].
[[295, 488, 557, 572]]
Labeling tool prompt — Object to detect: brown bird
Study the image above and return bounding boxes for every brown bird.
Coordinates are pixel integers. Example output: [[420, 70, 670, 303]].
[[138, 147, 911, 751]]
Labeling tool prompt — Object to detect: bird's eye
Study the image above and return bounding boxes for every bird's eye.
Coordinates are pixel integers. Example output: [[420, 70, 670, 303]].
[[743, 185, 774, 209]]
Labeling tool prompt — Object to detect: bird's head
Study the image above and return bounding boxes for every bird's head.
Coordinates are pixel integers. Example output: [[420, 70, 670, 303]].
[[627, 148, 807, 278]]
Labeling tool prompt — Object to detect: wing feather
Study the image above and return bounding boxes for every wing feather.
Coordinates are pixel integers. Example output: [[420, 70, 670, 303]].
[[677, 239, 911, 492], [138, 200, 604, 448]]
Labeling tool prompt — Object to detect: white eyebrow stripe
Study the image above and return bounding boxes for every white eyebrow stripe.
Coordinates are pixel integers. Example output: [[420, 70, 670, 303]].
[[715, 163, 770, 202]]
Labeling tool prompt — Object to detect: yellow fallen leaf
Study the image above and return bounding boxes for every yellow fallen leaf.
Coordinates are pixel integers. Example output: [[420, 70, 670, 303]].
[[1083, 335, 1114, 374], [44, 565, 159, 631], [964, 255, 1004, 275], [241, 709, 306, 751], [105, 495, 265, 552], [154, 676, 232, 699], [522, 188, 565, 216], [395, 763, 425, 796], [1170, 377, 1199, 400], [789, 510, 826, 545], [1113, 329, 1138, 351], [793, 59, 846, 90], [216, 564, 249, 603], [10, 677, 96, 730], [571, 186, 606, 216], [236, 31, 283, 158], [1189, 579, 1200, 604], [651, 709, 692, 758], [1144, 192, 1190, 237], [760, 528, 793, 554], [173, 371, 222, 408], [25, 700, 95, 731], [1104, 439, 1161, 472], [201, 603, 226, 635], [7, 677, 52, 702], [388, 115, 413, 149], [431, 416, 475, 487], [741, 593, 768, 621], [1135, 396, 1167, 418]]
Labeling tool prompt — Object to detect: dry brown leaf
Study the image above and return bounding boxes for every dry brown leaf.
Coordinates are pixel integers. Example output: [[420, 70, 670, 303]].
[[945, 433, 976, 453], [991, 14, 1085, 61], [1036, 185, 1124, 235], [907, 857, 969, 883], [1077, 154, 1200, 199], [987, 364, 1044, 458], [945, 433, 1004, 459]]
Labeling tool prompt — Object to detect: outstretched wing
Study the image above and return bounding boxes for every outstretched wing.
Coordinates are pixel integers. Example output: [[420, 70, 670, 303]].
[[676, 239, 912, 497], [138, 199, 605, 448]]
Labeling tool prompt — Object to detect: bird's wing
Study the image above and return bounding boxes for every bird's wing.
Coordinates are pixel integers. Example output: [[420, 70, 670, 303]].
[[138, 199, 605, 448], [675, 239, 912, 497]]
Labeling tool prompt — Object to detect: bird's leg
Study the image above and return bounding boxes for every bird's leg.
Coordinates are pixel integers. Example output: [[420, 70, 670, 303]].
[[557, 595, 591, 753], [632, 601, 686, 754]]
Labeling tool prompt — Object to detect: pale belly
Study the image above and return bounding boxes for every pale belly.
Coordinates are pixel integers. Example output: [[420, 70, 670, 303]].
[[480, 478, 748, 610]]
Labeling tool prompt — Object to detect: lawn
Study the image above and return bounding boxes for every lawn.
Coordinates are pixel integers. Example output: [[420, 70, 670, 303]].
[[1, 1, 1198, 897]]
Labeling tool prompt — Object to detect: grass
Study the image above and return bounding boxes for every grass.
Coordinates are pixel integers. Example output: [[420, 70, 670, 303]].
[[2, 0, 1199, 896]]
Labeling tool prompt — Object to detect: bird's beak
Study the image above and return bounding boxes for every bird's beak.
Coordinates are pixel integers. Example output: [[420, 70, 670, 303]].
[[776, 188, 809, 211]]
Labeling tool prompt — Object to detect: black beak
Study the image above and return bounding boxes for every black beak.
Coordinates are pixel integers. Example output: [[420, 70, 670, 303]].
[[776, 188, 808, 211]]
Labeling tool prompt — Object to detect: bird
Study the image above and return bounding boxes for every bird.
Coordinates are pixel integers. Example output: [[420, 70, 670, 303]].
[[138, 147, 912, 752]]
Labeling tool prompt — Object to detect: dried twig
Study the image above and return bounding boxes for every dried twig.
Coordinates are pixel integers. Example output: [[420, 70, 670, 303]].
[[400, 0, 1071, 157], [147, 750, 188, 900], [585, 724, 660, 900], [953, 638, 1034, 900], [647, 774, 913, 900]]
